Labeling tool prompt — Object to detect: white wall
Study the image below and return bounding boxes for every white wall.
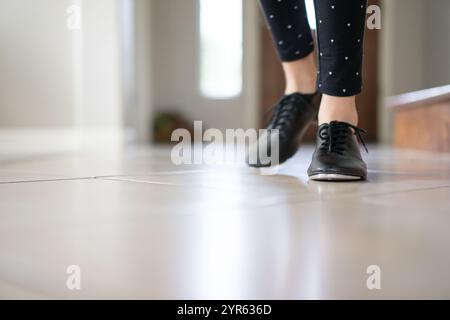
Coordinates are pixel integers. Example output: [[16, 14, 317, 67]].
[[0, 0, 76, 128], [379, 0, 426, 143], [134, 0, 154, 143], [77, 0, 123, 130], [424, 0, 450, 88], [0, 0, 127, 154], [378, 0, 450, 144]]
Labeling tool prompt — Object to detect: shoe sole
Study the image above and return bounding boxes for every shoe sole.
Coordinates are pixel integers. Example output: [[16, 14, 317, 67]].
[[309, 173, 365, 181]]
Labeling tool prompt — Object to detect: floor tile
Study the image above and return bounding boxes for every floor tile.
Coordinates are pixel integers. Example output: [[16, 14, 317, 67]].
[[1, 146, 450, 299]]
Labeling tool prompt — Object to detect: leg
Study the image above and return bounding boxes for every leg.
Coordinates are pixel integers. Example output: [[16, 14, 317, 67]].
[[259, 0, 317, 94], [319, 95, 358, 125], [283, 54, 317, 95], [249, 0, 321, 167], [308, 0, 369, 181], [314, 0, 367, 125]]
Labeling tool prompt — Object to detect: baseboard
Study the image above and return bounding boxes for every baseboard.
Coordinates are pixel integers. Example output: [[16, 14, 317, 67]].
[[0, 127, 127, 159]]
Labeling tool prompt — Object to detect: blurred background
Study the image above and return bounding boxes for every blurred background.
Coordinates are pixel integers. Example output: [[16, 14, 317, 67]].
[[1, 0, 449, 157]]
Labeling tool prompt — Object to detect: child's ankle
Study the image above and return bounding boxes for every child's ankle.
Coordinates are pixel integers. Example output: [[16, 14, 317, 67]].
[[318, 95, 358, 126]]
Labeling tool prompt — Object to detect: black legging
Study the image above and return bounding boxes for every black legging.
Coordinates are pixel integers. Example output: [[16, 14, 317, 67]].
[[259, 0, 367, 97]]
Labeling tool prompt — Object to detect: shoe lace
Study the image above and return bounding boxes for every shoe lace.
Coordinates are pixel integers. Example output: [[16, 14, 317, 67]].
[[319, 122, 369, 155], [265, 95, 311, 139]]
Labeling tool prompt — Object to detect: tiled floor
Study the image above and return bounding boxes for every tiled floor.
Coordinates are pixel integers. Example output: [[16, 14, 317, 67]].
[[1, 145, 450, 299]]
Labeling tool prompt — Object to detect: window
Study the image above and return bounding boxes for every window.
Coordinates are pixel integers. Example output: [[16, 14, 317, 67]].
[[305, 0, 317, 30], [199, 0, 243, 99]]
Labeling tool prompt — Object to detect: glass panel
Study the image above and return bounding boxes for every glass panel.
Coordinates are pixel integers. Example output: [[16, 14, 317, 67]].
[[199, 0, 243, 99], [305, 0, 316, 30]]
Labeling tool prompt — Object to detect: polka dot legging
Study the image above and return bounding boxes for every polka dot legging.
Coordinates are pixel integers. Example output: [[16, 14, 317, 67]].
[[259, 0, 367, 97]]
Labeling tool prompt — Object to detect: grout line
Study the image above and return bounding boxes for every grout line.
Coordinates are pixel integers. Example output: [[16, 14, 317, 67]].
[[101, 175, 450, 206], [100, 177, 183, 187], [1, 174, 450, 206], [0, 169, 217, 185], [270, 184, 450, 209], [95, 169, 223, 179], [0, 177, 94, 185], [359, 184, 450, 198], [368, 169, 450, 176]]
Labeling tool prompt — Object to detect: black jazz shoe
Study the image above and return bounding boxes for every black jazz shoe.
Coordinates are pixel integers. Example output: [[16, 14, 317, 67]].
[[307, 121, 368, 181], [247, 92, 319, 167]]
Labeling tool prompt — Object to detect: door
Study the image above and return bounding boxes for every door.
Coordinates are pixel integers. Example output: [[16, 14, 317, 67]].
[[151, 0, 260, 131]]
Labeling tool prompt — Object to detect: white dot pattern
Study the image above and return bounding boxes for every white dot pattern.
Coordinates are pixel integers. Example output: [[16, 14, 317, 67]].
[[260, 0, 315, 61], [260, 0, 367, 97]]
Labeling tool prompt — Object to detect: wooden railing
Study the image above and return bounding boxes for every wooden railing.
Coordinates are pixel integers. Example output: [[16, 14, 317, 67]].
[[387, 85, 450, 153]]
